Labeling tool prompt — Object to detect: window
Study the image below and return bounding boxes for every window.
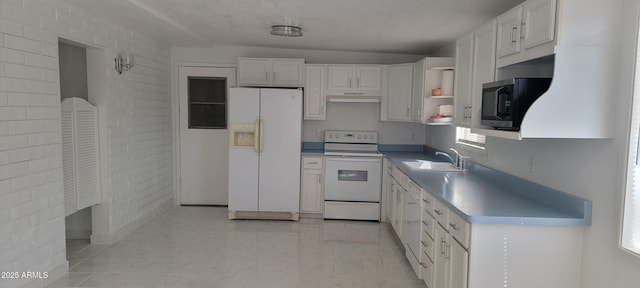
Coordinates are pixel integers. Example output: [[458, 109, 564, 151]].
[[456, 127, 486, 150], [622, 24, 640, 256], [188, 77, 227, 129]]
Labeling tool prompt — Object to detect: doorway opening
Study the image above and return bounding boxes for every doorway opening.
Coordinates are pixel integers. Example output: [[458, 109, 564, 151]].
[[58, 38, 109, 268]]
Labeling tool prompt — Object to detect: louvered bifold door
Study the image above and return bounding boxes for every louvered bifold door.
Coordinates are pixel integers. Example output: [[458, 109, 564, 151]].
[[74, 100, 100, 210], [61, 98, 101, 215], [61, 100, 77, 217]]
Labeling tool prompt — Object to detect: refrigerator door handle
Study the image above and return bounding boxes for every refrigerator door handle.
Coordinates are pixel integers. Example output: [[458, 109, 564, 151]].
[[258, 116, 264, 155], [253, 118, 260, 155]]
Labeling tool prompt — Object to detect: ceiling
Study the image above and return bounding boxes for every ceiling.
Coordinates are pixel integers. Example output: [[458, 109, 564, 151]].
[[63, 0, 521, 55]]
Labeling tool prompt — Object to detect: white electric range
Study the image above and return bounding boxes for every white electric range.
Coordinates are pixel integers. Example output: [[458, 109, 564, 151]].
[[323, 130, 382, 221]]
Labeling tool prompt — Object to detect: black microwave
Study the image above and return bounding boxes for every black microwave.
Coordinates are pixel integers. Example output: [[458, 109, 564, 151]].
[[481, 78, 552, 131]]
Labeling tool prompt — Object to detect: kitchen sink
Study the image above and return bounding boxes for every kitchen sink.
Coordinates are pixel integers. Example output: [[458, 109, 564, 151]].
[[402, 160, 461, 172]]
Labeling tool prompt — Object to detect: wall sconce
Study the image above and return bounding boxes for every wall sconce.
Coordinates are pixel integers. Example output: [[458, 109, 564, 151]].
[[114, 53, 134, 74]]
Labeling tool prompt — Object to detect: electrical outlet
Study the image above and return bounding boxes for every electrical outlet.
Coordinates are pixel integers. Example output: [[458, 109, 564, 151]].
[[528, 156, 535, 173], [316, 129, 323, 138]]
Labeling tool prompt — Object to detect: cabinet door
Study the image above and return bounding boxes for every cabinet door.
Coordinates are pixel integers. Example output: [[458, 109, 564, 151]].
[[434, 224, 450, 288], [272, 59, 304, 86], [496, 6, 522, 58], [385, 64, 413, 122], [450, 240, 469, 288], [238, 58, 271, 86], [522, 0, 556, 50], [389, 180, 397, 225], [327, 65, 353, 91], [355, 65, 382, 91], [453, 33, 473, 127], [301, 169, 323, 213], [471, 20, 497, 130], [412, 59, 426, 122], [304, 65, 326, 120]]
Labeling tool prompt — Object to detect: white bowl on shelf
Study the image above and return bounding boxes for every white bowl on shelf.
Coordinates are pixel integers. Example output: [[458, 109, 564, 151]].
[[429, 116, 453, 123]]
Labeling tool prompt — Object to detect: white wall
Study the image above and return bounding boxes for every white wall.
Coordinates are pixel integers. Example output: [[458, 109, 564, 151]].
[[0, 1, 172, 287]]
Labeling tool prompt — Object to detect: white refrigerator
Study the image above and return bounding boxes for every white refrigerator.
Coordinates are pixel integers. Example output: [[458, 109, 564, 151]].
[[228, 88, 302, 220]]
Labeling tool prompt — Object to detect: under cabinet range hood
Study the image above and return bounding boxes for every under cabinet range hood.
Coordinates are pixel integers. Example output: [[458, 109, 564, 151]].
[[327, 94, 381, 103]]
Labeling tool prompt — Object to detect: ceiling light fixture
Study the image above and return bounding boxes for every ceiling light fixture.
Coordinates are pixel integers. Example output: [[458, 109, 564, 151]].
[[270, 25, 303, 37]]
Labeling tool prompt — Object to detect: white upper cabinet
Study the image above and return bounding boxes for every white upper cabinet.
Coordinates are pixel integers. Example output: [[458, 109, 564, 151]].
[[470, 20, 498, 133], [522, 0, 556, 50], [355, 65, 383, 91], [238, 58, 304, 87], [326, 64, 383, 96], [453, 33, 475, 128], [382, 64, 413, 122], [304, 65, 326, 120], [496, 0, 557, 67], [327, 65, 353, 91], [496, 6, 523, 58], [455, 19, 498, 131]]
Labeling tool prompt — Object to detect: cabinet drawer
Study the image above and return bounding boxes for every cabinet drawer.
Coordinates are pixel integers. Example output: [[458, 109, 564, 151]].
[[302, 157, 323, 169], [391, 166, 403, 183], [449, 211, 471, 249], [421, 210, 435, 239], [407, 179, 422, 200], [433, 198, 449, 229], [421, 190, 435, 215], [422, 252, 434, 288], [422, 229, 435, 261]]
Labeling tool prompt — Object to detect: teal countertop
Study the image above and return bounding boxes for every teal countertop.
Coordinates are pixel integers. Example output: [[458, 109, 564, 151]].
[[302, 146, 591, 226], [384, 151, 592, 226]]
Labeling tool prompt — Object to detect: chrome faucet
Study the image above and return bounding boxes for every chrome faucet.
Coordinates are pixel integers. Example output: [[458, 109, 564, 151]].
[[435, 151, 455, 165], [435, 148, 466, 170]]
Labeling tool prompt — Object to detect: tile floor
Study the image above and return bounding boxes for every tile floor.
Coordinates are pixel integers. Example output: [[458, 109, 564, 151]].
[[47, 206, 426, 288]]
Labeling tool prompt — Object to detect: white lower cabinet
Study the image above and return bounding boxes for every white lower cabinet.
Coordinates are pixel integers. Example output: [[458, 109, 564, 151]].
[[386, 159, 583, 288], [450, 239, 469, 288], [391, 179, 404, 239], [434, 223, 451, 288], [300, 157, 323, 214]]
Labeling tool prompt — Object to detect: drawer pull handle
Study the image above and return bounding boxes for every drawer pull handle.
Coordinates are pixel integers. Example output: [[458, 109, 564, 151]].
[[421, 220, 429, 226], [421, 240, 429, 248], [307, 161, 318, 164], [419, 261, 427, 268], [422, 199, 431, 204], [434, 209, 443, 216], [449, 223, 459, 230]]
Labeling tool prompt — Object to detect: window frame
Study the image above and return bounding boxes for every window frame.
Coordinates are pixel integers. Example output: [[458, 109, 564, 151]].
[[455, 127, 486, 152], [187, 76, 228, 129]]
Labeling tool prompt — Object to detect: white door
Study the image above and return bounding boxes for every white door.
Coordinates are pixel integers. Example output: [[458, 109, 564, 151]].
[[271, 59, 304, 86], [454, 33, 474, 127], [179, 66, 236, 205], [355, 65, 382, 91], [386, 64, 413, 122], [522, 0, 556, 50], [472, 20, 498, 130], [327, 65, 353, 91], [238, 58, 270, 86], [257, 89, 302, 212], [496, 6, 523, 58], [304, 65, 326, 120], [228, 88, 260, 211]]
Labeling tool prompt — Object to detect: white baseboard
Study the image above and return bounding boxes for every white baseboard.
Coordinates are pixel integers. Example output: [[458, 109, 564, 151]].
[[90, 198, 172, 245]]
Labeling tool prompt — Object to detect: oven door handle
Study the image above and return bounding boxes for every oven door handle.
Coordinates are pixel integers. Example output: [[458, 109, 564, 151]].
[[325, 157, 382, 163]]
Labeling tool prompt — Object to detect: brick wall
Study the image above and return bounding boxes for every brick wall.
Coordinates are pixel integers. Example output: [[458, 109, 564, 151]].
[[0, 1, 172, 287]]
